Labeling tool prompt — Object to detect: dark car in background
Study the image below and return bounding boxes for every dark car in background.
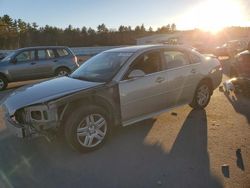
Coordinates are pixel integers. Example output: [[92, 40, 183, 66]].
[[214, 40, 248, 58], [231, 49, 250, 77], [0, 46, 79, 90], [224, 43, 250, 97]]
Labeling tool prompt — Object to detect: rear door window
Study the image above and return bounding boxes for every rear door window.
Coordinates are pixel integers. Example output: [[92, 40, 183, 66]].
[[56, 48, 69, 57], [163, 50, 190, 69], [37, 49, 56, 60], [37, 50, 47, 60]]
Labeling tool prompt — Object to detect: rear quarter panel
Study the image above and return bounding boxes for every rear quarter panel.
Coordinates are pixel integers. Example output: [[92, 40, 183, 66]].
[[53, 55, 78, 72]]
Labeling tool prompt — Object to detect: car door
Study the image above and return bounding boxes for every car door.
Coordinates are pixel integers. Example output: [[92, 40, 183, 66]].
[[118, 50, 168, 124], [35, 49, 56, 78], [163, 49, 201, 106], [8, 49, 37, 81]]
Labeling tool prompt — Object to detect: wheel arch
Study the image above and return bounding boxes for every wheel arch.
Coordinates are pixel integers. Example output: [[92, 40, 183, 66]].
[[0, 72, 8, 81], [198, 77, 214, 95], [54, 66, 71, 75], [59, 95, 119, 128]]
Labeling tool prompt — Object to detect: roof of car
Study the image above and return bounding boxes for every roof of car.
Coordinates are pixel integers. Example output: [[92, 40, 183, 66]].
[[106, 45, 164, 53], [105, 44, 189, 53], [17, 46, 69, 51]]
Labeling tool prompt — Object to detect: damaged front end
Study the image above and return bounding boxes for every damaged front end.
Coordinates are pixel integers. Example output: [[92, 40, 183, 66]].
[[4, 103, 60, 141], [1, 76, 104, 142]]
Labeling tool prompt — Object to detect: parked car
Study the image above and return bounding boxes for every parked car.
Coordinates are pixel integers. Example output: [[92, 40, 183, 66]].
[[2, 45, 222, 152], [0, 46, 79, 90], [224, 42, 250, 96], [230, 46, 250, 77], [0, 52, 8, 60], [214, 40, 248, 58]]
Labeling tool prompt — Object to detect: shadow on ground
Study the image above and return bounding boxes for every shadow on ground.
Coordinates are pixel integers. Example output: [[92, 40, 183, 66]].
[[0, 110, 222, 188]]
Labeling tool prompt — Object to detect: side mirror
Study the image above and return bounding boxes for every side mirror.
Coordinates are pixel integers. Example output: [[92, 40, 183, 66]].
[[128, 69, 146, 79], [11, 58, 17, 64]]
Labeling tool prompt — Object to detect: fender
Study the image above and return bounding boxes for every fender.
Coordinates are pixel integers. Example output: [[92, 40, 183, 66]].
[[48, 82, 122, 128]]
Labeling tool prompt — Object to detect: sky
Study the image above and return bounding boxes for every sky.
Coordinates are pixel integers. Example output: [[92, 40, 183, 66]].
[[0, 0, 250, 31]]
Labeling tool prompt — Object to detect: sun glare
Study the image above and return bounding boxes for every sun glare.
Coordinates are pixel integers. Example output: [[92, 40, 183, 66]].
[[176, 0, 248, 33]]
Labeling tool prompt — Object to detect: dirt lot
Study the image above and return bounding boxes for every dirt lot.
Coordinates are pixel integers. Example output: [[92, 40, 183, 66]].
[[0, 65, 249, 187]]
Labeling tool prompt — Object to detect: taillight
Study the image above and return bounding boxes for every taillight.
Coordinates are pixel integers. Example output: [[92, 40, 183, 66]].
[[73, 56, 77, 63]]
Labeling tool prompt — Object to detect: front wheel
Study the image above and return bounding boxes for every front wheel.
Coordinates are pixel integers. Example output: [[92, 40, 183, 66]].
[[189, 81, 212, 109], [0, 76, 8, 91], [64, 105, 111, 152]]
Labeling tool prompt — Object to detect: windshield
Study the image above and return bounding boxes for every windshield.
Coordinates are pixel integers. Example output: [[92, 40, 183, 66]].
[[1, 51, 15, 61], [71, 52, 133, 82]]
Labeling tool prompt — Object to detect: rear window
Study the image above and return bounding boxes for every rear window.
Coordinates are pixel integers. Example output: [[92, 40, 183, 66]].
[[57, 48, 69, 57], [163, 51, 190, 69], [47, 49, 56, 58]]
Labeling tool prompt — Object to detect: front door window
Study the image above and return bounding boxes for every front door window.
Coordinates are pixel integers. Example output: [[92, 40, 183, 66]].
[[124, 51, 162, 79], [16, 50, 35, 62]]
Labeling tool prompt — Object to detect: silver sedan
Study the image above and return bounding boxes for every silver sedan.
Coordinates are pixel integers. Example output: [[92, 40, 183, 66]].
[[2, 45, 222, 152]]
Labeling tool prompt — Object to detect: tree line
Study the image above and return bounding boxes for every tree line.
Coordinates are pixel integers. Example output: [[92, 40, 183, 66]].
[[0, 14, 177, 49]]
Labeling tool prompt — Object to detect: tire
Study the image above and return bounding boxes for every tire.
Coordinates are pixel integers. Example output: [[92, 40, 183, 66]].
[[55, 67, 70, 77], [64, 105, 111, 152], [0, 75, 8, 91], [189, 81, 212, 109]]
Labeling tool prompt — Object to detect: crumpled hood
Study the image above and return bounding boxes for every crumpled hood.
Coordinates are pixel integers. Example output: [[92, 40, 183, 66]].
[[2, 76, 103, 115]]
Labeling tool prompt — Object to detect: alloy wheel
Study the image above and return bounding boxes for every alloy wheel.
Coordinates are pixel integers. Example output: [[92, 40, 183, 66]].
[[57, 70, 69, 76], [197, 85, 210, 106], [76, 114, 107, 148]]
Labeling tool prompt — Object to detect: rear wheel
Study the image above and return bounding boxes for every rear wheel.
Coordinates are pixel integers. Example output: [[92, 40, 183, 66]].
[[189, 81, 212, 109], [0, 75, 8, 91], [64, 105, 111, 152], [55, 67, 70, 77]]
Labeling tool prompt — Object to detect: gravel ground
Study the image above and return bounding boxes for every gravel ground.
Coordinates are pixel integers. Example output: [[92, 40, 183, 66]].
[[0, 67, 249, 188]]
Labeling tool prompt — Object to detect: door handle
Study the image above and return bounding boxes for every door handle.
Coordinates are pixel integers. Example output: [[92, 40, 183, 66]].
[[30, 62, 36, 65], [155, 77, 165, 83], [191, 69, 196, 74]]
